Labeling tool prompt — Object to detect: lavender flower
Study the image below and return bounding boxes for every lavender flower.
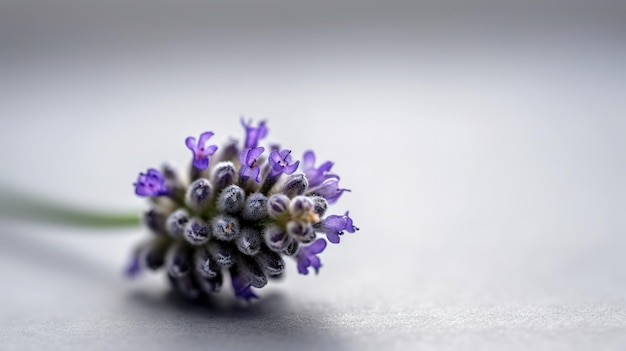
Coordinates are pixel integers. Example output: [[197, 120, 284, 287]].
[[241, 118, 268, 149], [296, 239, 327, 275], [185, 131, 218, 170], [129, 119, 359, 301], [269, 149, 300, 177], [134, 168, 169, 197], [315, 211, 359, 244], [124, 254, 141, 277], [239, 146, 264, 183], [308, 177, 350, 204], [302, 150, 338, 187], [231, 274, 258, 301]]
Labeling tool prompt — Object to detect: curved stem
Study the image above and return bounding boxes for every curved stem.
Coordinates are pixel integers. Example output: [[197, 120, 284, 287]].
[[0, 187, 141, 229]]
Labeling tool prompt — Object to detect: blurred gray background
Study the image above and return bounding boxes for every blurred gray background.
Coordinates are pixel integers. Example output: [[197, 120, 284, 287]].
[[0, 1, 625, 350]]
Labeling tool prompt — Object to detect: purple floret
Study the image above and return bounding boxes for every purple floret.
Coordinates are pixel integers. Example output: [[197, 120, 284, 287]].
[[302, 150, 338, 188], [296, 238, 327, 275], [268, 149, 300, 177], [316, 211, 359, 244], [134, 168, 169, 197], [308, 177, 350, 204], [241, 118, 268, 149], [239, 146, 265, 183], [185, 131, 218, 170], [231, 274, 258, 301]]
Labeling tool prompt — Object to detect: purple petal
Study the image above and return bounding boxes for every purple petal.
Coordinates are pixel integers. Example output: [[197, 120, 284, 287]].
[[269, 150, 282, 166], [309, 255, 322, 274], [204, 144, 218, 155], [325, 231, 341, 244], [248, 146, 265, 161], [240, 165, 260, 182], [278, 149, 293, 163], [297, 256, 311, 275], [239, 148, 252, 165], [283, 160, 299, 175], [193, 157, 209, 170], [317, 161, 334, 174], [306, 238, 327, 254], [269, 149, 282, 164], [302, 150, 316, 170], [185, 136, 197, 151], [198, 131, 214, 147], [322, 214, 346, 232], [124, 254, 141, 277], [146, 168, 164, 182]]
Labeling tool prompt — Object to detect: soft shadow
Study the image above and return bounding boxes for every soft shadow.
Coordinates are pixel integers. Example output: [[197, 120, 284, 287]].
[[124, 288, 351, 350]]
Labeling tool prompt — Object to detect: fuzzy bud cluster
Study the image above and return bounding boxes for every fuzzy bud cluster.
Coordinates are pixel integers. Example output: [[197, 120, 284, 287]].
[[128, 118, 358, 301]]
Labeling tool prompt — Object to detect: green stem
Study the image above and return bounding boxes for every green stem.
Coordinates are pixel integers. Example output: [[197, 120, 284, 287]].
[[0, 187, 141, 229]]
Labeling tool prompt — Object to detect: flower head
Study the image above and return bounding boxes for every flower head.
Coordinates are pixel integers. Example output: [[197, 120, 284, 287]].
[[296, 239, 327, 275], [239, 146, 264, 183], [134, 168, 169, 197], [241, 118, 268, 149], [308, 177, 350, 204], [269, 149, 299, 177], [302, 150, 338, 187], [316, 211, 358, 244], [185, 131, 218, 170], [130, 119, 359, 301]]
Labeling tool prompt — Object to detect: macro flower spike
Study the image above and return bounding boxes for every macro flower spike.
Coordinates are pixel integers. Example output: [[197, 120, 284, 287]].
[[130, 119, 359, 301]]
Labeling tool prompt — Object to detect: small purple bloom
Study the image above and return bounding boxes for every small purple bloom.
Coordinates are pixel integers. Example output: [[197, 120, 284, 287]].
[[241, 118, 268, 149], [317, 211, 358, 244], [124, 254, 141, 277], [268, 149, 300, 177], [302, 150, 338, 187], [185, 131, 218, 170], [239, 146, 265, 183], [296, 238, 327, 275], [231, 274, 258, 301], [134, 168, 169, 197], [308, 178, 350, 204]]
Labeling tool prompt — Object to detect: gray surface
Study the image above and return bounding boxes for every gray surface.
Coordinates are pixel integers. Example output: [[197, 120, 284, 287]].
[[1, 1, 626, 350]]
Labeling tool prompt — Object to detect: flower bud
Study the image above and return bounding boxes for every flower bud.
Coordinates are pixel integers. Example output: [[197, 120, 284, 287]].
[[185, 178, 212, 212], [197, 271, 223, 294], [183, 217, 211, 246], [211, 161, 236, 192], [287, 220, 316, 243], [242, 192, 268, 221], [267, 193, 290, 219], [289, 196, 315, 217], [144, 240, 167, 270], [166, 209, 189, 237], [236, 227, 262, 255], [143, 209, 168, 235], [238, 256, 267, 289], [194, 247, 219, 278], [165, 244, 191, 278], [211, 214, 240, 241], [208, 241, 235, 267], [264, 225, 290, 252], [217, 185, 245, 214], [282, 239, 299, 257], [282, 173, 308, 198], [311, 195, 328, 217], [254, 248, 285, 276]]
